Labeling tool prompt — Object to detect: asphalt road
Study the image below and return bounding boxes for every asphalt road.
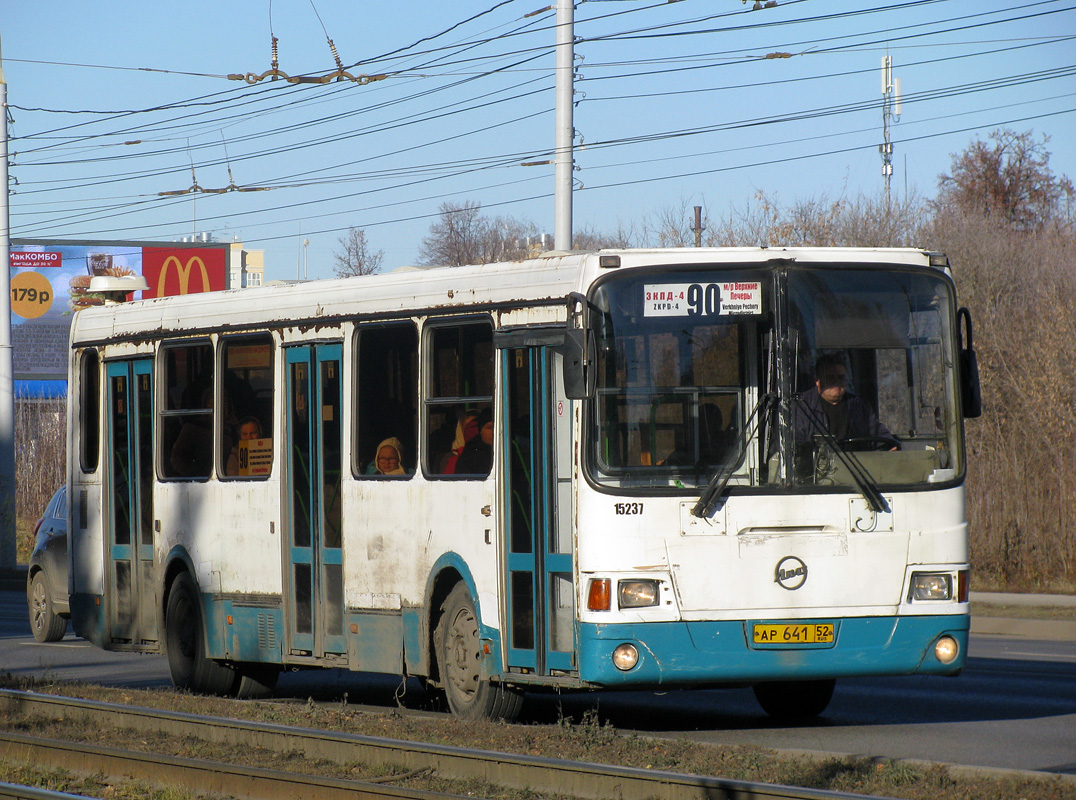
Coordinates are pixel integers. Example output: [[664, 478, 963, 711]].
[[1, 589, 1073, 776]]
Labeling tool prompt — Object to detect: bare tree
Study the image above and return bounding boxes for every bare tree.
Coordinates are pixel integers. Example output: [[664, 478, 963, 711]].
[[419, 201, 485, 266], [419, 201, 543, 265], [937, 128, 1074, 232], [334, 227, 384, 278], [711, 190, 928, 248], [573, 221, 637, 250], [641, 201, 716, 247]]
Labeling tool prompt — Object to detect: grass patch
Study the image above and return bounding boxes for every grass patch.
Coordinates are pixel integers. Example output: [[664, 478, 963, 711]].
[[0, 759, 215, 800], [972, 602, 1076, 621], [1, 673, 1074, 800]]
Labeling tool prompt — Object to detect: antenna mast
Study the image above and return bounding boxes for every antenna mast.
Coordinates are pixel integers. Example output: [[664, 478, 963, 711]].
[[880, 54, 902, 210]]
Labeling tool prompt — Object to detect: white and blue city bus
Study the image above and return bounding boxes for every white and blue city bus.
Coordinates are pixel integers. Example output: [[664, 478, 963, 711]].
[[67, 247, 980, 719]]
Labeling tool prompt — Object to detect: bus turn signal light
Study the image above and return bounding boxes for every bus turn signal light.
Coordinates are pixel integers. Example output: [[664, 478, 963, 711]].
[[587, 578, 611, 611]]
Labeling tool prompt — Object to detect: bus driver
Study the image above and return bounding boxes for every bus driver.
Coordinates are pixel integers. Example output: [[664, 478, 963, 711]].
[[793, 353, 895, 449]]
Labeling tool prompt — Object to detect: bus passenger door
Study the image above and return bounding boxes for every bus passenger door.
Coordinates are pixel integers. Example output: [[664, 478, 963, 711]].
[[105, 359, 157, 646], [502, 345, 575, 675], [284, 344, 346, 659]]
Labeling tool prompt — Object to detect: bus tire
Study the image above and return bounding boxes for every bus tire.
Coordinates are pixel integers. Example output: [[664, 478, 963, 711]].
[[165, 572, 237, 696], [436, 583, 522, 721], [234, 664, 281, 699], [29, 571, 68, 643], [753, 678, 836, 720]]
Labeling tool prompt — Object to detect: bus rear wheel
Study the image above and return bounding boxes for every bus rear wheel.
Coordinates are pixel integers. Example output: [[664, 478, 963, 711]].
[[436, 583, 522, 721], [165, 572, 237, 695], [753, 679, 835, 720]]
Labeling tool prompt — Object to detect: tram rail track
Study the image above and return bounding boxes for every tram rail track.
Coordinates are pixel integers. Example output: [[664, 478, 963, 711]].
[[0, 689, 883, 800], [0, 781, 93, 800]]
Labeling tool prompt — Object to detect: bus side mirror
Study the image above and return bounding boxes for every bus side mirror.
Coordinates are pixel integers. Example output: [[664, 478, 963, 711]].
[[562, 327, 596, 399], [958, 307, 982, 419]]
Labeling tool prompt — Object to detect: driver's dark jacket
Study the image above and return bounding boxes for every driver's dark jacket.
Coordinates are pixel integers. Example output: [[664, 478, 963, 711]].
[[792, 388, 892, 445]]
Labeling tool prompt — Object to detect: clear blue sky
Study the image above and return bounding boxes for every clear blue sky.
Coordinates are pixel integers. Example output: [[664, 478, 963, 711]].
[[4, 0, 1074, 281]]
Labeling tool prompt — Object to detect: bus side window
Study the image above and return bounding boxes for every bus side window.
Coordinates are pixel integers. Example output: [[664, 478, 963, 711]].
[[79, 349, 101, 473], [424, 320, 494, 477], [160, 342, 214, 479], [354, 322, 418, 478], [221, 335, 275, 479]]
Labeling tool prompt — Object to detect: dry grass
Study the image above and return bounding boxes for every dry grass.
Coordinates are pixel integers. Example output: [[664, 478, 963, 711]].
[[15, 396, 66, 563], [932, 212, 1076, 588]]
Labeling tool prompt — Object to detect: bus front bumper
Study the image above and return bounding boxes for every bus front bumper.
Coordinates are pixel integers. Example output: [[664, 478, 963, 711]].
[[577, 614, 969, 687]]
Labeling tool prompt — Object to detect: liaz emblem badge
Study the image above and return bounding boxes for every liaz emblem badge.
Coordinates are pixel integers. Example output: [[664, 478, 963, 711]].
[[774, 556, 808, 590]]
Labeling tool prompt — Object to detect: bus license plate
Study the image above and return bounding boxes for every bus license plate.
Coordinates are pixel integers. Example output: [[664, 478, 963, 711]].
[[753, 623, 834, 645]]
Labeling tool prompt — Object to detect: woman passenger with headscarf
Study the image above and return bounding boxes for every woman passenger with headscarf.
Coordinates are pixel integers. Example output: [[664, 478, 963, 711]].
[[367, 436, 408, 475]]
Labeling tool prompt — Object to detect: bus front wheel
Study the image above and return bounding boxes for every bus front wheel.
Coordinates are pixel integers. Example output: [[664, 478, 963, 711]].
[[753, 679, 835, 720], [165, 572, 237, 695], [436, 583, 522, 721]]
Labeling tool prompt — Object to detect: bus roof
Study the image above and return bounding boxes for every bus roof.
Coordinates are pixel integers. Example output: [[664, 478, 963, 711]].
[[69, 247, 947, 346]]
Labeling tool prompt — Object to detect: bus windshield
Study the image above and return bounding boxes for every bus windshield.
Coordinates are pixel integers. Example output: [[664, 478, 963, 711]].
[[589, 268, 765, 489], [586, 264, 964, 492]]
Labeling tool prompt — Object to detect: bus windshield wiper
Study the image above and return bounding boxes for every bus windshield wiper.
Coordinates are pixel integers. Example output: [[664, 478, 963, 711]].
[[692, 393, 775, 519], [793, 396, 888, 513]]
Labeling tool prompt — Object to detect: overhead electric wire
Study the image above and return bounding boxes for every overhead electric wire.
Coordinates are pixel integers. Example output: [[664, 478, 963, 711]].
[[16, 53, 1071, 225], [14, 56, 1073, 232], [17, 62, 1073, 237], [9, 0, 1073, 249], [7, 0, 1040, 156], [27, 99, 1074, 248], [17, 67, 552, 173], [16, 17, 1066, 186], [19, 39, 1070, 196], [13, 59, 555, 194], [576, 0, 1075, 83]]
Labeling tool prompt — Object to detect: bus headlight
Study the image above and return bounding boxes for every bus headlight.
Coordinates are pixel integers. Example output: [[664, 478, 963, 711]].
[[934, 636, 959, 664], [618, 579, 659, 609], [910, 572, 952, 601], [612, 643, 639, 671]]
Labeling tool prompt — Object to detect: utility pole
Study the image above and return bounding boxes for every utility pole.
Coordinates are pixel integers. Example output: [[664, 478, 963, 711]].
[[692, 205, 703, 247], [0, 33, 16, 571], [553, 0, 574, 251]]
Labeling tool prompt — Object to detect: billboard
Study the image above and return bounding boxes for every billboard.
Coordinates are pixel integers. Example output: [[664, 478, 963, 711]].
[[9, 240, 228, 380]]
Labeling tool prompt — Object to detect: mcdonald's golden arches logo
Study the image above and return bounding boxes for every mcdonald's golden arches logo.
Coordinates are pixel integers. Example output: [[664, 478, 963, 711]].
[[141, 246, 226, 298], [158, 255, 210, 296]]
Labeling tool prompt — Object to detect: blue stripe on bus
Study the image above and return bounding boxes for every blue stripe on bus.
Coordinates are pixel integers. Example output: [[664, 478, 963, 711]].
[[576, 615, 969, 686]]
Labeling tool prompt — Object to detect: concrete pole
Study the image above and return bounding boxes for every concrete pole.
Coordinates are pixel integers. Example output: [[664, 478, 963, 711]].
[[553, 0, 574, 251], [0, 34, 17, 570]]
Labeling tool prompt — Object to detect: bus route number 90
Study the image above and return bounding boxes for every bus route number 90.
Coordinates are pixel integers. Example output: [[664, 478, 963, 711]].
[[687, 283, 721, 316]]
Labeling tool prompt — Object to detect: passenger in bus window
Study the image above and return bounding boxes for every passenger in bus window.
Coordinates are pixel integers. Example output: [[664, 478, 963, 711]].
[[367, 437, 408, 475], [453, 408, 494, 475], [440, 410, 479, 474], [225, 416, 263, 476], [793, 353, 895, 448]]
